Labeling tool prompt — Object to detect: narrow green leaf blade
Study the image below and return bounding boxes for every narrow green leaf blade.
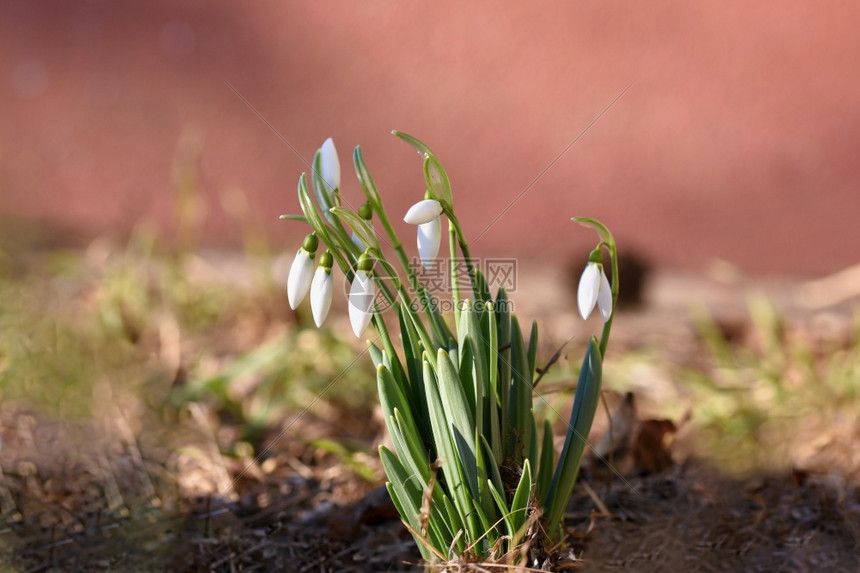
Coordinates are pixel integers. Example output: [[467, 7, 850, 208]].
[[538, 418, 555, 504], [436, 348, 478, 500], [392, 130, 436, 157], [509, 458, 532, 538], [329, 206, 380, 252], [545, 336, 603, 535]]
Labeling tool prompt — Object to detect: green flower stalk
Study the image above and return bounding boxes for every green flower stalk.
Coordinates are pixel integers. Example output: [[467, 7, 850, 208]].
[[280, 134, 619, 565]]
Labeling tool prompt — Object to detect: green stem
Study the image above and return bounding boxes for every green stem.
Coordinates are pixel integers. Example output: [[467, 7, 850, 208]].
[[445, 210, 478, 299], [449, 221, 461, 325], [597, 240, 618, 359]]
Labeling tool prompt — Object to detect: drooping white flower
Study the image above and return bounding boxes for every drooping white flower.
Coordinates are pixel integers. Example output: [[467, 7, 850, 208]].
[[597, 267, 613, 322], [416, 217, 441, 269], [577, 261, 612, 322], [287, 248, 315, 310], [310, 252, 334, 327], [403, 199, 443, 225], [404, 199, 443, 268], [348, 270, 375, 337], [310, 268, 333, 327], [320, 137, 340, 192]]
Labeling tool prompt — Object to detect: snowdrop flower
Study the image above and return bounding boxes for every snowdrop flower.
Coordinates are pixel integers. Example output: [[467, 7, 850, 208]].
[[310, 251, 334, 327], [403, 199, 443, 225], [348, 253, 376, 337], [577, 260, 612, 322], [320, 137, 340, 192], [287, 234, 319, 309], [416, 218, 441, 269], [404, 199, 443, 268]]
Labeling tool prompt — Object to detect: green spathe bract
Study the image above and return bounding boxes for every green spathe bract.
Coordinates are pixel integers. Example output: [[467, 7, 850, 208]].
[[281, 133, 619, 564]]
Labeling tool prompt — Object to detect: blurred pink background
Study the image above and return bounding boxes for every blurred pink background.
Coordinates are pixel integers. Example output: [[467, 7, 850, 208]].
[[2, 0, 858, 274]]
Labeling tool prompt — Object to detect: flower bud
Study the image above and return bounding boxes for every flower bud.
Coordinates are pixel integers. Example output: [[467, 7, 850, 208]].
[[310, 266, 333, 327], [577, 261, 612, 322], [348, 270, 375, 337], [319, 137, 340, 192], [287, 248, 315, 310]]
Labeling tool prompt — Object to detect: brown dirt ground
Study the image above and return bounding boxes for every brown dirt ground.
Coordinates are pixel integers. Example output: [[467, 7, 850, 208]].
[[1, 399, 858, 573]]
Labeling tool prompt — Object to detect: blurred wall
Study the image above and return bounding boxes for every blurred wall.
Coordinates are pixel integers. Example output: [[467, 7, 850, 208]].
[[1, 0, 858, 274]]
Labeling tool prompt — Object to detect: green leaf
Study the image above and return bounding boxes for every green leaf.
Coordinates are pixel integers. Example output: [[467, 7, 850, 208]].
[[297, 174, 329, 241], [392, 130, 437, 157], [507, 316, 533, 463], [377, 364, 417, 437], [544, 336, 603, 535], [474, 424, 496, 529], [465, 300, 489, 406], [385, 483, 431, 561], [528, 415, 539, 480], [509, 458, 532, 539], [391, 410, 459, 550], [278, 214, 307, 222], [423, 154, 453, 207], [496, 288, 512, 446], [527, 320, 539, 383], [352, 146, 383, 210], [479, 434, 504, 496], [472, 269, 492, 306], [373, 310, 409, 399], [380, 446, 445, 555], [393, 409, 429, 483], [468, 496, 497, 555], [442, 495, 466, 552], [484, 301, 502, 461], [571, 216, 614, 246], [457, 335, 477, 416], [537, 418, 554, 503], [329, 206, 380, 252], [423, 360, 473, 537], [368, 342, 384, 369], [435, 348, 478, 500], [487, 478, 515, 538], [379, 446, 422, 531], [397, 304, 428, 432]]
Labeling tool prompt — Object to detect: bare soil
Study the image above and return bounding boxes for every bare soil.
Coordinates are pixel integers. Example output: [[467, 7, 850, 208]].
[[1, 399, 858, 573]]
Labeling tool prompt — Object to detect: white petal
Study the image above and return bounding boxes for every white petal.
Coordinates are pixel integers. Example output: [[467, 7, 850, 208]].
[[287, 249, 314, 310], [351, 232, 365, 251], [403, 199, 443, 225], [577, 262, 600, 320], [597, 268, 613, 322], [348, 271, 375, 337], [417, 218, 441, 269], [320, 137, 340, 192], [310, 268, 333, 327]]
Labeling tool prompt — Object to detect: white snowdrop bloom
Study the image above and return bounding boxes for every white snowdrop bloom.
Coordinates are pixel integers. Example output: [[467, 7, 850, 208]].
[[310, 266, 333, 327], [348, 270, 375, 337], [416, 218, 442, 269], [597, 267, 613, 322], [403, 199, 443, 225], [577, 261, 612, 322], [287, 249, 315, 310], [320, 137, 340, 192]]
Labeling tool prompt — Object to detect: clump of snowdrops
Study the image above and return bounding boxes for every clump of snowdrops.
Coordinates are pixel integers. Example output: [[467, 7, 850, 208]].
[[282, 132, 618, 565]]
